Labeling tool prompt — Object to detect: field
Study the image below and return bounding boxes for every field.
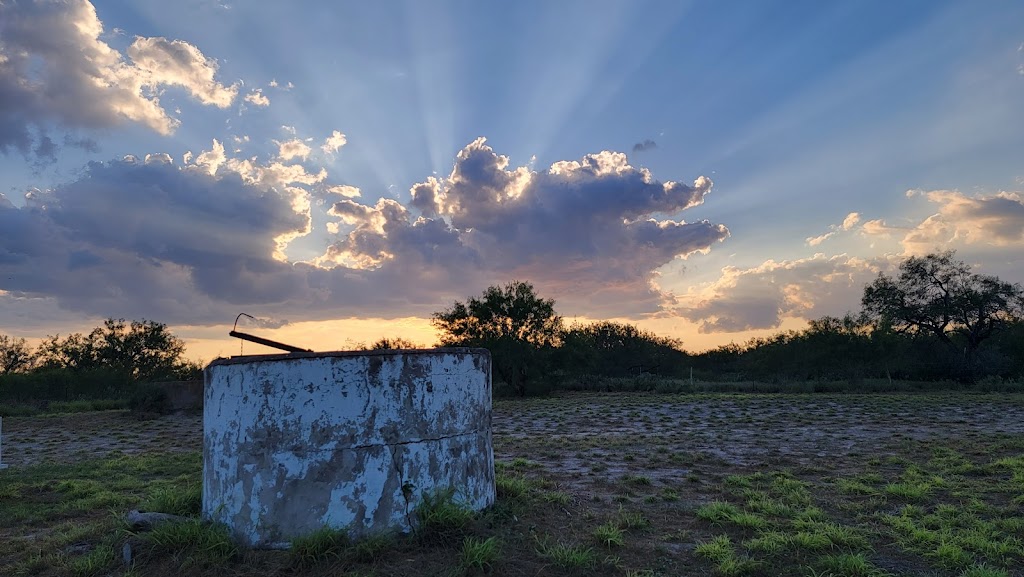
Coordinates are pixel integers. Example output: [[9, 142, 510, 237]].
[[2, 392, 1024, 576]]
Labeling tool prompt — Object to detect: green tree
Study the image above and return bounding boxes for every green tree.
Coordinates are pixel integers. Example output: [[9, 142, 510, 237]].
[[558, 321, 687, 377], [35, 319, 187, 382], [365, 337, 422, 350], [862, 251, 1024, 380], [0, 334, 34, 374], [432, 281, 562, 396]]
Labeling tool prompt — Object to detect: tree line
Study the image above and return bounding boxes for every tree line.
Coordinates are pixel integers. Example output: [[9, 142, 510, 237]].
[[2, 250, 1022, 402], [432, 251, 1024, 394], [0, 319, 200, 404]]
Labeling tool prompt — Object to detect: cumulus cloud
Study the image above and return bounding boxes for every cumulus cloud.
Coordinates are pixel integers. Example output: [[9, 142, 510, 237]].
[[125, 36, 237, 107], [806, 232, 834, 247], [321, 130, 347, 154], [676, 254, 891, 333], [0, 138, 728, 324], [0, 153, 310, 323], [324, 137, 728, 316], [275, 138, 312, 161], [861, 218, 901, 237], [632, 139, 657, 152], [806, 212, 861, 246], [0, 0, 237, 159], [857, 189, 1024, 255], [901, 189, 1024, 253], [327, 185, 361, 198], [244, 89, 270, 107], [842, 212, 861, 230]]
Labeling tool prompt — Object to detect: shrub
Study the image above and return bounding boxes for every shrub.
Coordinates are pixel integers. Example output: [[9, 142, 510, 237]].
[[129, 383, 171, 416]]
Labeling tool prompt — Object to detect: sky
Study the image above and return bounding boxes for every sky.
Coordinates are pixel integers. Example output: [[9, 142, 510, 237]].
[[1, 0, 1023, 360]]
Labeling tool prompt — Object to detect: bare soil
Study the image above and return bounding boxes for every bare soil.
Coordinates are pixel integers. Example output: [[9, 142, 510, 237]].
[[5, 393, 1021, 472]]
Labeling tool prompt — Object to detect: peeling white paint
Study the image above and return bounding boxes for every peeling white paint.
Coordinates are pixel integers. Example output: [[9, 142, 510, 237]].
[[203, 349, 494, 547]]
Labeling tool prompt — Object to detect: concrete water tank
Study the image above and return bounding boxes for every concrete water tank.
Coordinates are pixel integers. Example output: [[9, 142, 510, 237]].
[[202, 348, 494, 547]]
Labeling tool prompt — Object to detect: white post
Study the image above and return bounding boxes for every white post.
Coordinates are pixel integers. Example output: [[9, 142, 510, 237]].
[[0, 416, 7, 469]]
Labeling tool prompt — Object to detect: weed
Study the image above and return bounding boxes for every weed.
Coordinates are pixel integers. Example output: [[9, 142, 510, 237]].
[[837, 479, 877, 495], [717, 555, 763, 576], [535, 539, 596, 569], [959, 564, 1010, 577], [495, 474, 531, 500], [696, 501, 742, 524], [615, 507, 650, 530], [695, 534, 734, 563], [290, 526, 349, 566], [933, 540, 972, 569], [67, 544, 115, 577], [414, 488, 474, 542], [140, 483, 201, 517], [540, 490, 570, 505], [593, 521, 625, 548], [743, 531, 790, 555], [460, 536, 501, 572], [885, 481, 932, 501], [140, 519, 237, 567], [816, 553, 889, 577]]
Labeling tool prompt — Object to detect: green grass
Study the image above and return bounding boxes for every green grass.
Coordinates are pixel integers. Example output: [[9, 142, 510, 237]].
[[535, 539, 597, 569], [140, 519, 238, 567], [815, 553, 889, 577], [695, 534, 735, 563], [593, 521, 626, 547], [0, 399, 127, 417], [743, 531, 790, 555], [459, 536, 501, 572], [68, 543, 116, 577], [290, 526, 349, 566], [959, 564, 1011, 577], [411, 490, 475, 547], [495, 473, 531, 500], [140, 483, 202, 516]]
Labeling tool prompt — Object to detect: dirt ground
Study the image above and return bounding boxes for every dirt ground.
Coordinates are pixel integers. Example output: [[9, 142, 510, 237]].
[[3, 392, 1024, 576], [4, 392, 1023, 475], [1, 411, 202, 467], [492, 393, 1024, 473]]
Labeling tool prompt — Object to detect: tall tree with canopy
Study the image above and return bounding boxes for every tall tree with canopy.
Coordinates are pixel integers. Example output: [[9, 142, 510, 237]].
[[433, 281, 563, 396], [862, 251, 1023, 380]]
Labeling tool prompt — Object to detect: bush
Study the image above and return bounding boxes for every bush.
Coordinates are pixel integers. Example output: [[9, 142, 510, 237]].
[[129, 383, 171, 416], [0, 367, 132, 404]]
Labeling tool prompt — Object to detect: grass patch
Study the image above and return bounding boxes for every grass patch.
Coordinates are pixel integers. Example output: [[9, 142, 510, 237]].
[[815, 553, 889, 577], [593, 521, 625, 548], [535, 539, 596, 569], [139, 483, 201, 517], [459, 536, 501, 572], [290, 526, 348, 566], [139, 519, 238, 567], [414, 488, 475, 542]]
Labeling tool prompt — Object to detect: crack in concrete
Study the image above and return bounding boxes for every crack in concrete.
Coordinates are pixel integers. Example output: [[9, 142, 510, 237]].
[[341, 428, 488, 452]]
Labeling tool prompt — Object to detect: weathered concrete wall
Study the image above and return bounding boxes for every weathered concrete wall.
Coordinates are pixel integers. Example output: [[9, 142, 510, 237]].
[[203, 349, 493, 547]]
